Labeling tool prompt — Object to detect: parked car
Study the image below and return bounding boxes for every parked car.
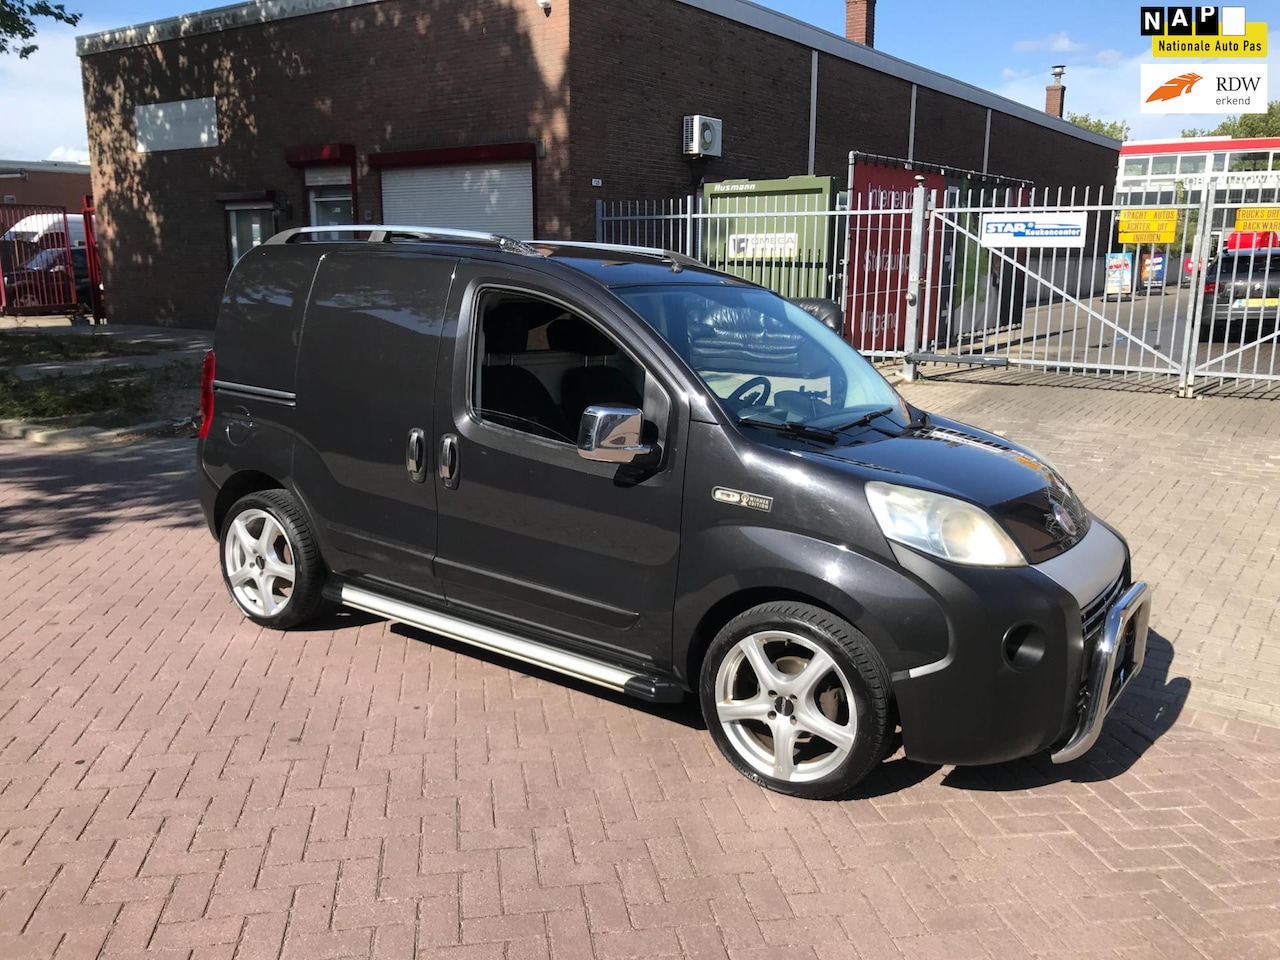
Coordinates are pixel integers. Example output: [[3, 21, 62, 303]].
[[1198, 249, 1280, 342], [198, 226, 1151, 798], [1, 246, 91, 309]]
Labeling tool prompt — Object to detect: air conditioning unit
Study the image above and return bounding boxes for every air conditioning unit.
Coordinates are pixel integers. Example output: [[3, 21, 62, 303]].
[[683, 115, 723, 158]]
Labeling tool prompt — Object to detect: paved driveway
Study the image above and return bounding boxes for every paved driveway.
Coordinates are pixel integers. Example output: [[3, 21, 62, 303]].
[[1, 379, 1279, 960]]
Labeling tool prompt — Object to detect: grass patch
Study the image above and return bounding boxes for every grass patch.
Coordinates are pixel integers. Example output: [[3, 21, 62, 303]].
[[0, 360, 201, 431], [0, 331, 165, 367]]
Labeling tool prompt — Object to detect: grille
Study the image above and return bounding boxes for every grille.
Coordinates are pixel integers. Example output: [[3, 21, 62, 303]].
[[1082, 574, 1126, 642]]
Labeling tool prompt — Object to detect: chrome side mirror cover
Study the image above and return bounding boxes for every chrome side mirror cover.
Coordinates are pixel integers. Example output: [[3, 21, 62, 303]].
[[577, 405, 654, 464]]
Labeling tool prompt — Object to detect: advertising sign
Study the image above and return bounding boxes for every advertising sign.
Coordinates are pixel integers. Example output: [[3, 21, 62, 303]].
[[1140, 251, 1167, 288], [845, 164, 948, 351], [980, 212, 1089, 248], [1105, 253, 1134, 297]]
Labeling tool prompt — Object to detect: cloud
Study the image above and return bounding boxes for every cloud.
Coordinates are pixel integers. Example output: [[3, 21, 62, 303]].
[[46, 146, 90, 164], [0, 24, 94, 163], [1013, 32, 1083, 53], [1095, 49, 1125, 67], [1001, 68, 1031, 82]]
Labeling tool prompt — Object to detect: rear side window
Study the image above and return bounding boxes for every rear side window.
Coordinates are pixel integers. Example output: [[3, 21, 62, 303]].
[[1218, 255, 1280, 275]]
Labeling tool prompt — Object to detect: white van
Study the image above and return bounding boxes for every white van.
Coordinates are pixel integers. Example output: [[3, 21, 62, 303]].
[[0, 213, 86, 278]]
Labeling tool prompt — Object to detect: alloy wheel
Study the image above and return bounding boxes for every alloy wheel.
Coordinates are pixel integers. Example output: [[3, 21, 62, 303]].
[[713, 630, 856, 783], [223, 508, 296, 618]]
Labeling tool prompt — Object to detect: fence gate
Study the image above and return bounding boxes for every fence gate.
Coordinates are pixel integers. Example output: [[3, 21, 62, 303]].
[[598, 179, 1280, 397]]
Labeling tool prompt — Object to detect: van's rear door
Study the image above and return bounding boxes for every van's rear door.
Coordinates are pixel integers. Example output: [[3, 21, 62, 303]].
[[293, 250, 456, 595]]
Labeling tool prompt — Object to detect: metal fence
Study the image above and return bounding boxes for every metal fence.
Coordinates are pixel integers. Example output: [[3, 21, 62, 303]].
[[598, 178, 1280, 397]]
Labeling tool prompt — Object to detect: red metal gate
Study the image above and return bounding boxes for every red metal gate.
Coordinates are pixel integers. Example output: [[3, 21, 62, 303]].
[[0, 203, 100, 320]]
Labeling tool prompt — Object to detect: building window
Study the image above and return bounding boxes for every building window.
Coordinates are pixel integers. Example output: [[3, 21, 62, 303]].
[[1212, 153, 1227, 171], [309, 185, 352, 231], [1122, 158, 1149, 177], [1150, 155, 1177, 176], [226, 203, 273, 264], [1230, 152, 1269, 171], [1179, 155, 1206, 175]]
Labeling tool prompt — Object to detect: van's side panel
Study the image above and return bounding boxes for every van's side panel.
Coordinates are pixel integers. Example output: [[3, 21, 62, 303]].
[[202, 246, 325, 519], [292, 251, 456, 592]]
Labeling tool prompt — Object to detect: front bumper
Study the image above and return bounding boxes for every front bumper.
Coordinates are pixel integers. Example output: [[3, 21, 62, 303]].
[[886, 519, 1149, 767], [1050, 580, 1151, 763]]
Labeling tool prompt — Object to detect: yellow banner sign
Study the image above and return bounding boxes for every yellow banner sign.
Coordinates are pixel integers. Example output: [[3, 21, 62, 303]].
[[1152, 21, 1268, 59], [1235, 207, 1280, 231], [1119, 231, 1177, 245], [1119, 208, 1179, 224]]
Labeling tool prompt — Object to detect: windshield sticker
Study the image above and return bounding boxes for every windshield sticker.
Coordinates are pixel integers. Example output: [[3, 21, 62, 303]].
[[713, 487, 774, 512]]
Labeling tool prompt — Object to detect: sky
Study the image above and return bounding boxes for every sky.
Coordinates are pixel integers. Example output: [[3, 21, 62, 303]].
[[1, 0, 1277, 163]]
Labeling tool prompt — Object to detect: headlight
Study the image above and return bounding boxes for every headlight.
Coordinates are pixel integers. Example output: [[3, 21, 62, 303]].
[[865, 481, 1026, 568]]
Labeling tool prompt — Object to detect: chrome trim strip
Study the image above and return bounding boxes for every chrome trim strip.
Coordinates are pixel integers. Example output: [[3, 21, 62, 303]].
[[1033, 520, 1126, 609], [212, 379, 297, 405], [340, 585, 638, 693], [1051, 581, 1151, 764]]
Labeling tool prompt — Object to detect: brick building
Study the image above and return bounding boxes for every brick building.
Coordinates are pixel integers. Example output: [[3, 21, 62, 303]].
[[77, 0, 1119, 328], [0, 159, 91, 211]]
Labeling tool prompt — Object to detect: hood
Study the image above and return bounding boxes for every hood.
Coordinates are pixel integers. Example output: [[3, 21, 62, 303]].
[[810, 417, 1090, 563]]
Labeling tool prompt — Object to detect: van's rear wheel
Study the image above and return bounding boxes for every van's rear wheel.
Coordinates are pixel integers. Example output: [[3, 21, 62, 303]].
[[219, 489, 325, 629], [699, 602, 892, 799]]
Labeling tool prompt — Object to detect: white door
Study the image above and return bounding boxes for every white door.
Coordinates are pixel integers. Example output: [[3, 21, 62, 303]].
[[380, 163, 534, 238]]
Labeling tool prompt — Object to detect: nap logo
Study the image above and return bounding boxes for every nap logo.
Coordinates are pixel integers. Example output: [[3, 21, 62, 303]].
[[1140, 6, 1240, 36]]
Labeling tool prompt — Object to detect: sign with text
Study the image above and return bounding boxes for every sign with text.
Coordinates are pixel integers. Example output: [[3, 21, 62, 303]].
[[1106, 253, 1134, 297], [1235, 206, 1280, 231], [1140, 63, 1268, 112], [980, 212, 1089, 248], [1141, 5, 1268, 58]]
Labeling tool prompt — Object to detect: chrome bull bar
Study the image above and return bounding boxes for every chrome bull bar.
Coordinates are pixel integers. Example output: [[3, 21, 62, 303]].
[[1051, 581, 1152, 764]]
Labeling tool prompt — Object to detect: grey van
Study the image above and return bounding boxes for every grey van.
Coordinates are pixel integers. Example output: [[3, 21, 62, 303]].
[[197, 226, 1151, 799]]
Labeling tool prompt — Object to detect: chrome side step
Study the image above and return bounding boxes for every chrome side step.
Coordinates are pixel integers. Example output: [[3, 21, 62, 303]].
[[340, 585, 683, 702]]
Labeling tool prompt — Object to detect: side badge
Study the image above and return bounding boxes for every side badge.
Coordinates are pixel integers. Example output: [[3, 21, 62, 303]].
[[712, 486, 773, 513]]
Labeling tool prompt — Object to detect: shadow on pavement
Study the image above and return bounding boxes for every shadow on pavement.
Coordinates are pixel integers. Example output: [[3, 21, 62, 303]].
[[0, 437, 201, 554]]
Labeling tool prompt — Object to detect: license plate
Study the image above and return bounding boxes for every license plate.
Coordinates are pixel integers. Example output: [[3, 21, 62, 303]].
[[1234, 297, 1280, 308]]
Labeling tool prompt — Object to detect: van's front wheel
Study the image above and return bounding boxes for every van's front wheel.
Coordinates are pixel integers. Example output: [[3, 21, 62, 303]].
[[699, 602, 892, 799], [219, 489, 326, 629]]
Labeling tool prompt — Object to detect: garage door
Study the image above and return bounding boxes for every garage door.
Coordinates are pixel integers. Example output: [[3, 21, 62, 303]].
[[381, 163, 534, 239]]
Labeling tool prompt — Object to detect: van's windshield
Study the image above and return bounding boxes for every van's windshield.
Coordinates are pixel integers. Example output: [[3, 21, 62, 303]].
[[616, 283, 907, 435]]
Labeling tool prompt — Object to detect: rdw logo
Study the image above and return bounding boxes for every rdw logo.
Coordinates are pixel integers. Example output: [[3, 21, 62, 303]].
[[1145, 71, 1203, 101]]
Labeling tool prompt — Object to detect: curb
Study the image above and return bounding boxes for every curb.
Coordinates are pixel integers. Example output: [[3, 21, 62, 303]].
[[0, 417, 193, 447]]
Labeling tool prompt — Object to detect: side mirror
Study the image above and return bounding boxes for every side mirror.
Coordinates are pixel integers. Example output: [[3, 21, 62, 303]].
[[577, 405, 653, 464]]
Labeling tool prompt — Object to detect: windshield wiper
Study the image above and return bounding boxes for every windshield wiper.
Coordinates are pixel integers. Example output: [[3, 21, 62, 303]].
[[736, 415, 840, 444], [823, 406, 896, 433]]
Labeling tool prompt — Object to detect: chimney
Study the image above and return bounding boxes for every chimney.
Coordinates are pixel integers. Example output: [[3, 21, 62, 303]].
[[1045, 65, 1066, 118], [846, 0, 875, 47]]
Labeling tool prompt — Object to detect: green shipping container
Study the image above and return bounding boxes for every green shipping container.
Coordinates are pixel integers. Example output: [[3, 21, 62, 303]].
[[701, 176, 839, 299]]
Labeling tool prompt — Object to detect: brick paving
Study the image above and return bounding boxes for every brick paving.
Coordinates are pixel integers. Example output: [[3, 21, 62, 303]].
[[0, 380, 1278, 960]]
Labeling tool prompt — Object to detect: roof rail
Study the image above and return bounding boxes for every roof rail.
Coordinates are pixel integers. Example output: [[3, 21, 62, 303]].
[[265, 225, 541, 256], [536, 240, 703, 268]]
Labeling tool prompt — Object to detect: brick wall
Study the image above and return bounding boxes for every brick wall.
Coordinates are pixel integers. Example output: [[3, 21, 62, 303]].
[[82, 0, 570, 327], [0, 169, 91, 210], [80, 0, 1118, 328], [569, 0, 813, 238]]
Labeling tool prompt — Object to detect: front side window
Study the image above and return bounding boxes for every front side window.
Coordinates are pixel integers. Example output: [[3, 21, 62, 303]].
[[617, 283, 906, 438], [471, 292, 646, 445]]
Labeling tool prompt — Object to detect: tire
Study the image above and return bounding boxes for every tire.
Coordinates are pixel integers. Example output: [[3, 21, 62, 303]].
[[219, 489, 327, 629], [699, 601, 892, 799]]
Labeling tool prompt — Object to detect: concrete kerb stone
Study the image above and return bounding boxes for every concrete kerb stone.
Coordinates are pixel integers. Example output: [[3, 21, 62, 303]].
[[0, 417, 189, 447]]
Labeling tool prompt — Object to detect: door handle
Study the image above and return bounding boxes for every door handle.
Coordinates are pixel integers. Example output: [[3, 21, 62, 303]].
[[406, 428, 427, 483], [440, 433, 460, 489]]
